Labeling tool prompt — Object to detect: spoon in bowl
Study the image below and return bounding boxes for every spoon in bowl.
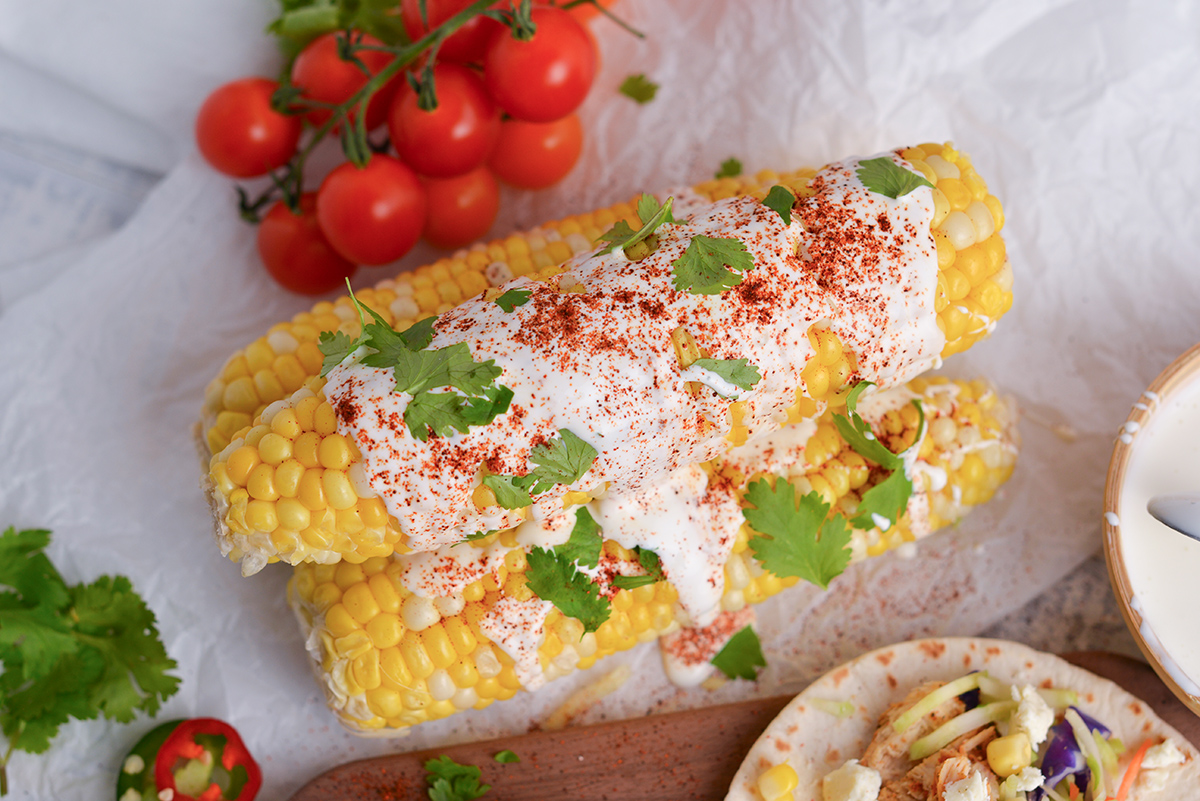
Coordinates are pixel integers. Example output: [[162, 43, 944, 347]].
[[1147, 493, 1200, 542]]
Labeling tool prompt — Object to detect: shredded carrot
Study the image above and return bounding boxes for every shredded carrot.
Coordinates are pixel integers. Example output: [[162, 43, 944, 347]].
[[1111, 738, 1155, 801], [1068, 778, 1080, 800]]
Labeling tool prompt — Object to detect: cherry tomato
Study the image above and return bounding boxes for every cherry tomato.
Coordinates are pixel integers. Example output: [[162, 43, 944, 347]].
[[422, 166, 500, 249], [400, 0, 504, 64], [567, 0, 618, 22], [388, 63, 500, 178], [487, 113, 583, 189], [316, 155, 427, 265], [483, 7, 596, 123], [195, 78, 301, 178], [290, 32, 397, 130], [258, 194, 357, 295]]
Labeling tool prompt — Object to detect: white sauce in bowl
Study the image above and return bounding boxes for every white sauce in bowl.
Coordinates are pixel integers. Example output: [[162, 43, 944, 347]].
[[1113, 378, 1200, 698]]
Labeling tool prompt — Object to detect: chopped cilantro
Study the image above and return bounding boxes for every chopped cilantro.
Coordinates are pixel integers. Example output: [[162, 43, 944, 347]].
[[526, 547, 611, 634], [463, 530, 496, 542], [715, 157, 743, 178], [611, 547, 665, 590], [688, 357, 762, 395], [0, 527, 179, 792], [671, 235, 756, 295], [831, 381, 926, 534], [762, 185, 796, 225], [494, 288, 531, 312], [493, 749, 520, 764], [317, 287, 511, 441], [482, 430, 599, 509], [618, 73, 658, 104], [557, 508, 603, 569], [598, 195, 676, 256], [856, 157, 934, 199], [744, 479, 852, 590], [711, 626, 767, 680], [424, 755, 490, 801]]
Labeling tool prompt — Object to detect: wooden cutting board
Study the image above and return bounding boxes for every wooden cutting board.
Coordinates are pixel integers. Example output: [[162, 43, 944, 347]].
[[288, 652, 1199, 800]]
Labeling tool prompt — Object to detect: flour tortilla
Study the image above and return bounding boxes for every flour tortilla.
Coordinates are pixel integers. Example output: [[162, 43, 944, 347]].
[[725, 638, 1199, 801]]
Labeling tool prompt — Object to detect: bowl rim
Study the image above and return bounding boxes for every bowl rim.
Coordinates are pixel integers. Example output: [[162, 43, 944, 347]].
[[1103, 341, 1200, 718]]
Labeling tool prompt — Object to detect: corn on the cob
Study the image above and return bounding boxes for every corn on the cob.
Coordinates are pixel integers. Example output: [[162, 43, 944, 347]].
[[203, 143, 1012, 574], [287, 376, 1018, 734]]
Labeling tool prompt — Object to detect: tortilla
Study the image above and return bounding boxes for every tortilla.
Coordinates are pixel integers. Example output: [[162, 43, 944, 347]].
[[725, 638, 1199, 801]]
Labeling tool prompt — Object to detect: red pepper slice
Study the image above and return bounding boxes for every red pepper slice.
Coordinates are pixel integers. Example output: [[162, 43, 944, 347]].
[[153, 717, 262, 801]]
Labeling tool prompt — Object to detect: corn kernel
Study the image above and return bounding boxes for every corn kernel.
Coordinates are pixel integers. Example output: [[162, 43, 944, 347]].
[[757, 763, 799, 801], [986, 732, 1032, 777]]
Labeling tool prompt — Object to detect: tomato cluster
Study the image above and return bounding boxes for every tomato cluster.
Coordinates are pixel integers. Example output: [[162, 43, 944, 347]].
[[194, 1, 600, 295]]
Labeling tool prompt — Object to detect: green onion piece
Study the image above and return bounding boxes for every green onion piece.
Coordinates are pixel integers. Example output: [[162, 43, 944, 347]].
[[893, 673, 984, 733], [810, 698, 855, 718], [909, 700, 1017, 761], [1065, 708, 1108, 800]]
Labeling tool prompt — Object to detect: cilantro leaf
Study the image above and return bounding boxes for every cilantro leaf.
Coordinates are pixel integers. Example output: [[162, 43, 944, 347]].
[[856, 157, 934, 199], [715, 157, 743, 178], [619, 73, 658, 104], [611, 547, 665, 590], [831, 381, 903, 471], [671, 235, 756, 295], [495, 288, 532, 312], [526, 547, 611, 633], [425, 755, 490, 801], [762, 185, 796, 225], [481, 474, 535, 509], [598, 195, 676, 256], [744, 480, 852, 589], [849, 468, 913, 532], [318, 330, 358, 377], [494, 749, 520, 764], [688, 358, 762, 394], [0, 526, 179, 781], [464, 530, 496, 542], [711, 625, 767, 681], [557, 508, 602, 569], [527, 429, 598, 489]]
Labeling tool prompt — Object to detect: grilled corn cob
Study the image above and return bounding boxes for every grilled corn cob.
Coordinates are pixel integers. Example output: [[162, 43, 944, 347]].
[[287, 376, 1018, 734], [203, 143, 1012, 574]]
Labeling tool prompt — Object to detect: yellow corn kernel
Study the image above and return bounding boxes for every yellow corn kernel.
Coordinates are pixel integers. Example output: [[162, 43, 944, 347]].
[[297, 469, 327, 510], [757, 763, 799, 801], [366, 687, 403, 719], [318, 434, 353, 470], [937, 177, 971, 210], [258, 433, 292, 466], [400, 638, 435, 680], [443, 616, 478, 656], [253, 369, 284, 405], [325, 604, 360, 638], [314, 402, 338, 436], [342, 583, 382, 624], [352, 649, 383, 691], [422, 625, 458, 670], [322, 470, 358, 510], [358, 497, 389, 528], [245, 500, 278, 532], [311, 582, 342, 612], [274, 460, 304, 499], [223, 377, 260, 414], [226, 446, 261, 486], [246, 463, 279, 502], [365, 613, 404, 650], [987, 733, 1032, 777]]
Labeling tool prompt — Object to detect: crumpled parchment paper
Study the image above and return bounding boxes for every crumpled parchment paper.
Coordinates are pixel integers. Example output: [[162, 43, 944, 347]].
[[3, 0, 1200, 798]]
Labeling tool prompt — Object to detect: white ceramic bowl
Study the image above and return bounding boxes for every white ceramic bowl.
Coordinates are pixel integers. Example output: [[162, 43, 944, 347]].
[[1104, 342, 1200, 717]]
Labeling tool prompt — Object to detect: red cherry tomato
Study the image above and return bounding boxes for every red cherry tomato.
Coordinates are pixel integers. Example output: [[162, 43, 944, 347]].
[[290, 32, 397, 129], [567, 0, 618, 22], [195, 78, 301, 178], [483, 7, 596, 123], [388, 63, 500, 178], [400, 0, 503, 63], [316, 155, 427, 266], [487, 113, 583, 189], [258, 194, 357, 295], [422, 166, 500, 249]]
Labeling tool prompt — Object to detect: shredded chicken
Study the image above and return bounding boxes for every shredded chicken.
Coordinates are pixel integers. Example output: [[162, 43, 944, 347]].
[[861, 682, 968, 783]]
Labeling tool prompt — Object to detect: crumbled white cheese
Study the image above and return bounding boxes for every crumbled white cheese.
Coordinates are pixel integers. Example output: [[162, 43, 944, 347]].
[[1141, 738, 1186, 769], [119, 789, 142, 801], [822, 759, 882, 801], [944, 771, 988, 801], [122, 754, 145, 774], [1010, 684, 1055, 746], [1002, 766, 1045, 793]]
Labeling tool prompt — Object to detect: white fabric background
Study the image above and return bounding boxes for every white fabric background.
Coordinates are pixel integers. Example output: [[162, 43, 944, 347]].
[[2, 0, 1199, 798]]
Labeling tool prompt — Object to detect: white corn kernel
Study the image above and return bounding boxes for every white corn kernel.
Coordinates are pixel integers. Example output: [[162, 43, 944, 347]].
[[965, 200, 995, 241], [390, 296, 420, 320], [267, 330, 299, 354], [938, 211, 977, 250], [348, 463, 376, 498], [261, 399, 287, 426], [434, 596, 466, 616], [993, 262, 1013, 291], [401, 595, 440, 631], [427, 669, 456, 701], [566, 232, 592, 254], [485, 262, 513, 286], [452, 686, 478, 710], [925, 154, 961, 180], [475, 646, 502, 678]]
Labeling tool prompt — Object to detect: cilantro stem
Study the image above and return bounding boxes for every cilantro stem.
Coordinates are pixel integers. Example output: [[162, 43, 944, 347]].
[[1, 738, 15, 797], [559, 0, 645, 37]]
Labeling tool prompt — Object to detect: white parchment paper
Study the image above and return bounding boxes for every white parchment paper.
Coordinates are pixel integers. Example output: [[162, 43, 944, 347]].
[[3, 0, 1200, 798]]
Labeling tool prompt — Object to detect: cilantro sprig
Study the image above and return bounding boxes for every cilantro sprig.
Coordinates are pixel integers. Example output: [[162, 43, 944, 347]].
[[856, 157, 934, 199], [494, 288, 531, 312], [597, 194, 677, 257], [319, 288, 512, 441], [0, 527, 179, 796], [482, 430, 599, 509], [686, 357, 762, 397], [711, 626, 767, 681], [526, 547, 611, 634], [425, 755, 490, 801], [715, 157, 743, 178], [762, 185, 796, 225], [671, 235, 756, 295], [619, 73, 658, 104], [744, 480, 853, 590], [611, 547, 665, 590]]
